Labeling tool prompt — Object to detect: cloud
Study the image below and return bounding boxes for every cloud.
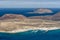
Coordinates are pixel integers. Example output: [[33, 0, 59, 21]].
[[28, 8, 53, 14]]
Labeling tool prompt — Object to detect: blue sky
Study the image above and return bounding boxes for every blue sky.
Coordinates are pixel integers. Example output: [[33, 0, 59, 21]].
[[0, 0, 60, 8]]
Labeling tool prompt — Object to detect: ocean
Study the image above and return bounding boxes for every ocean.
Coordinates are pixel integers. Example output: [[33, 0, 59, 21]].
[[0, 8, 60, 40], [0, 8, 59, 17]]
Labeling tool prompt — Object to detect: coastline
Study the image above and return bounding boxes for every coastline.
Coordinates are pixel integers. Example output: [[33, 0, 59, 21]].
[[0, 27, 59, 33]]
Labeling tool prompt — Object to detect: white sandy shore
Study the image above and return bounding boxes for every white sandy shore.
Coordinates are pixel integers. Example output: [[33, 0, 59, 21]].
[[0, 27, 60, 33]]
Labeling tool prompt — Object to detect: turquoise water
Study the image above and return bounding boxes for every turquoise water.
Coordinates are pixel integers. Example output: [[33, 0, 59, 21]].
[[0, 30, 60, 40], [0, 8, 60, 40]]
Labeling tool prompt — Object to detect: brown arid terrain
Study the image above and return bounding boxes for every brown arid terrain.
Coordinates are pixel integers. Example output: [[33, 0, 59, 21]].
[[0, 14, 26, 20], [28, 12, 60, 21], [0, 14, 60, 33]]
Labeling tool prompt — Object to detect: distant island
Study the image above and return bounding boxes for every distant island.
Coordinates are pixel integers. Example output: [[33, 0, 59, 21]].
[[28, 8, 53, 14]]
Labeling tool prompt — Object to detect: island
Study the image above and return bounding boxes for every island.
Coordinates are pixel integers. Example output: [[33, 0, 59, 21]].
[[0, 14, 60, 33], [28, 8, 53, 14]]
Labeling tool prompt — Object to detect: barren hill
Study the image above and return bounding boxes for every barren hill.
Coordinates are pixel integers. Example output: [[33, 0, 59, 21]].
[[0, 14, 26, 20], [28, 12, 60, 21]]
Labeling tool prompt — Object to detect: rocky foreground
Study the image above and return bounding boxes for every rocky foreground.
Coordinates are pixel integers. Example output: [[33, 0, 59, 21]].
[[0, 14, 60, 33]]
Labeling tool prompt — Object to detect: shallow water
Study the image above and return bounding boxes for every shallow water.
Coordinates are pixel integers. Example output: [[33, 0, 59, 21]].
[[0, 30, 60, 40]]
